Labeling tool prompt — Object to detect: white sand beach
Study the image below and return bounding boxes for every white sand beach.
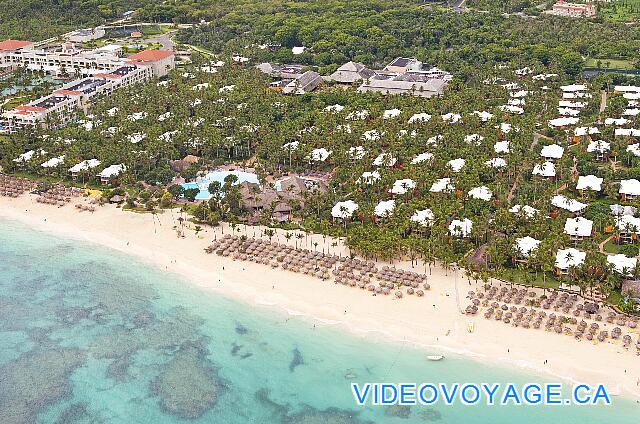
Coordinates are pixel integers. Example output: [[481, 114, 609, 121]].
[[1, 194, 640, 400]]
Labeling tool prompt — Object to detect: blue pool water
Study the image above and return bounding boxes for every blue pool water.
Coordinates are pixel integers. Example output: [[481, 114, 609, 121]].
[[0, 219, 637, 423], [182, 170, 259, 200]]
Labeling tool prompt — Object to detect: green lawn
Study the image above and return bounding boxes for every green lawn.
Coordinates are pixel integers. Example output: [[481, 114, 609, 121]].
[[584, 58, 635, 70], [496, 268, 562, 289], [603, 237, 624, 254]]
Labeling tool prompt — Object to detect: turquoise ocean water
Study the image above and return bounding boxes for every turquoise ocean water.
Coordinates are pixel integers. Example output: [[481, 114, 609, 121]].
[[0, 218, 636, 424]]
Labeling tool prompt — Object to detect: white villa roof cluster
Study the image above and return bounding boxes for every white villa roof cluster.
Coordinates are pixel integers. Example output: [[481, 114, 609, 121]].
[[587, 140, 610, 153], [331, 200, 358, 219], [408, 113, 431, 123], [473, 110, 493, 121], [616, 128, 640, 137], [411, 209, 434, 227], [555, 248, 586, 270], [98, 164, 126, 179], [532, 161, 556, 177], [383, 108, 401, 119], [509, 204, 538, 218], [390, 179, 416, 195], [309, 148, 332, 162], [619, 179, 640, 196], [558, 107, 579, 117], [605, 117, 629, 126], [430, 178, 453, 193], [486, 157, 507, 168], [549, 117, 579, 127], [551, 195, 587, 213], [607, 254, 637, 275], [615, 215, 640, 233], [69, 159, 100, 173], [41, 156, 64, 168], [468, 186, 492, 201], [324, 104, 344, 113], [449, 219, 473, 237], [447, 158, 465, 172], [610, 204, 637, 217], [515, 236, 540, 257], [576, 175, 603, 191], [441, 113, 462, 123], [561, 84, 587, 92], [499, 105, 524, 115], [374, 199, 395, 217], [574, 126, 600, 136], [540, 144, 564, 159], [564, 217, 593, 238], [373, 153, 396, 167], [494, 140, 509, 154], [411, 152, 434, 164], [627, 144, 640, 157]]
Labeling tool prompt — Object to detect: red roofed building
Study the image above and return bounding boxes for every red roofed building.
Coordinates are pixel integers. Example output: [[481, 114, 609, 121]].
[[0, 40, 34, 52], [126, 50, 175, 77], [550, 1, 596, 17]]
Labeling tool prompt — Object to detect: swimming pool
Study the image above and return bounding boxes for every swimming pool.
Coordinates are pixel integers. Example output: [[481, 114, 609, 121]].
[[182, 170, 259, 200]]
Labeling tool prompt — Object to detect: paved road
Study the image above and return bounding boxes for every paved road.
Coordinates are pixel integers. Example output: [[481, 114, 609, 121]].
[[145, 30, 178, 51]]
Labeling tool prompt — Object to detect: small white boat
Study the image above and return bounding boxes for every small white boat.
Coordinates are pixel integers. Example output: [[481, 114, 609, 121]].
[[427, 355, 445, 361]]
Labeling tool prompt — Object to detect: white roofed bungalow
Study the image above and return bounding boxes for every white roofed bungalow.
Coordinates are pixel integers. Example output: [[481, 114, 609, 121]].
[[447, 158, 465, 173], [383, 108, 401, 119], [468, 186, 492, 201], [509, 204, 538, 219], [548, 117, 579, 128], [41, 156, 64, 168], [494, 140, 509, 154], [486, 158, 507, 169], [513, 236, 540, 260], [619, 179, 640, 202], [586, 140, 610, 161], [449, 219, 473, 238], [615, 214, 640, 243], [411, 152, 434, 164], [373, 153, 397, 167], [555, 248, 586, 275], [331, 200, 358, 221], [564, 217, 593, 240], [390, 179, 416, 196], [69, 159, 100, 180], [627, 144, 640, 157], [551, 195, 587, 215], [576, 175, 603, 195], [430, 178, 454, 194], [98, 164, 126, 184], [374, 199, 395, 219], [540, 144, 564, 161], [408, 113, 431, 124], [411, 209, 434, 231], [607, 254, 637, 276], [532, 161, 556, 179]]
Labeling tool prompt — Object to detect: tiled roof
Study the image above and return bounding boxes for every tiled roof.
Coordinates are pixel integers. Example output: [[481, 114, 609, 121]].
[[0, 39, 33, 51], [127, 50, 175, 62]]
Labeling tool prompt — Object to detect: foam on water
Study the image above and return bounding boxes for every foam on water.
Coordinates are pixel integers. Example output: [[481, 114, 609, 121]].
[[0, 218, 636, 424]]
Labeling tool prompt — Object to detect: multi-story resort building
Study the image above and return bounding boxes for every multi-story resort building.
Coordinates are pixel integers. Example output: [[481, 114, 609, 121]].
[[0, 41, 175, 133], [549, 1, 597, 18]]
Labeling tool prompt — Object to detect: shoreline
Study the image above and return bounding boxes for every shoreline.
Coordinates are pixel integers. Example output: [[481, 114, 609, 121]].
[[1, 195, 639, 401]]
